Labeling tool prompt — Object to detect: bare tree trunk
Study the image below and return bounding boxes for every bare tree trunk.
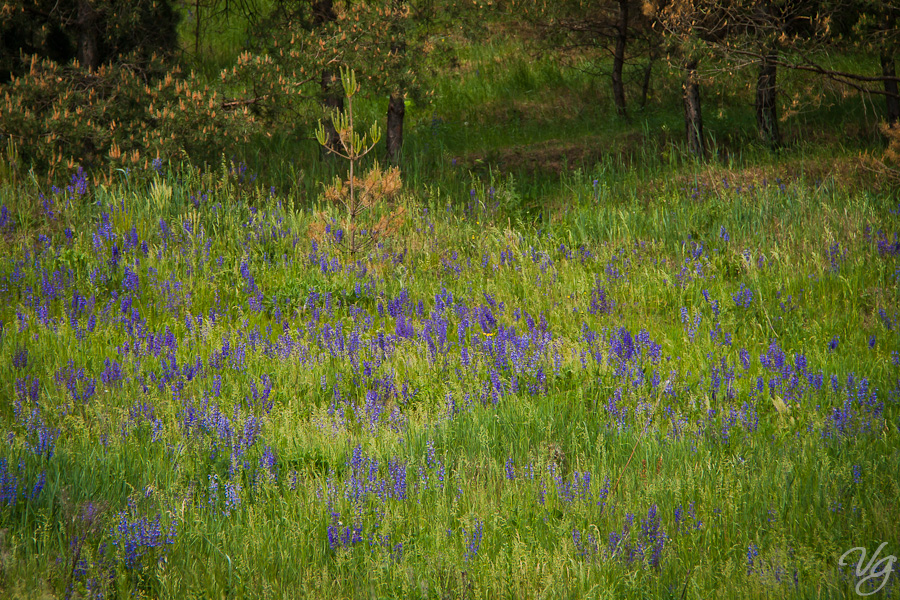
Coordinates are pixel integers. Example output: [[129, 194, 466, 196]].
[[883, 54, 900, 127], [385, 0, 406, 163], [194, 0, 202, 56], [386, 92, 405, 164], [683, 59, 704, 157], [639, 42, 658, 109], [611, 0, 628, 118], [77, 0, 100, 71], [755, 50, 781, 148], [879, 10, 899, 128], [313, 0, 343, 155], [320, 69, 344, 154]]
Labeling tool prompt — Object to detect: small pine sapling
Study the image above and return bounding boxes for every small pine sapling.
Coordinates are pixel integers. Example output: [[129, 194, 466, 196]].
[[315, 67, 404, 257]]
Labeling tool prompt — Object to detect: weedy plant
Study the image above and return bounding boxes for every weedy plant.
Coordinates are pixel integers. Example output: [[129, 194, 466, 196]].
[[314, 67, 404, 257]]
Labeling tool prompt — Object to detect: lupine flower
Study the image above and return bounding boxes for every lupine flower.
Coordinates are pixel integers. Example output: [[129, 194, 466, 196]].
[[23, 408, 59, 459], [388, 458, 407, 500], [738, 348, 751, 371], [224, 481, 241, 516], [852, 465, 861, 485], [641, 504, 666, 570], [478, 307, 497, 336], [0, 458, 47, 506], [826, 243, 847, 272], [261, 446, 277, 475], [589, 280, 613, 315], [101, 359, 123, 387], [111, 510, 176, 570], [463, 519, 483, 562], [747, 543, 759, 575], [732, 284, 753, 308], [573, 527, 599, 558], [391, 542, 403, 562], [30, 471, 45, 499], [68, 167, 88, 196], [123, 266, 139, 294]]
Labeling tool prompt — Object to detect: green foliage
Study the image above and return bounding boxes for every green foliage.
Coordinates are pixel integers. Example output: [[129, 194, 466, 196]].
[[1, 0, 893, 190], [236, 0, 432, 116], [0, 0, 181, 79], [0, 54, 258, 179]]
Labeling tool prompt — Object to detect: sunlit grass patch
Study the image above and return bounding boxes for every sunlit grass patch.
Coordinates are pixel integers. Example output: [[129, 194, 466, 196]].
[[0, 147, 897, 598]]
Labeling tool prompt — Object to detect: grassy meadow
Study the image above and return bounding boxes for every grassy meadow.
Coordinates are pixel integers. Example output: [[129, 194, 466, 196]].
[[1, 31, 900, 600]]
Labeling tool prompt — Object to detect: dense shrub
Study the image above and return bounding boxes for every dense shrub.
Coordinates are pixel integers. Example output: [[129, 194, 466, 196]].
[[0, 54, 258, 179]]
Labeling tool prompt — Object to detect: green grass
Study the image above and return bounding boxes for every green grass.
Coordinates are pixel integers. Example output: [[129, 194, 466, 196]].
[[0, 144, 898, 598], [1, 21, 899, 600], [188, 30, 889, 227]]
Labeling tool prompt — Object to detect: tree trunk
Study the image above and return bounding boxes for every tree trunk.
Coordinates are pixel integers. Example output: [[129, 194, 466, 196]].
[[386, 92, 405, 164], [755, 50, 781, 148], [77, 0, 100, 71], [611, 0, 628, 118], [883, 54, 900, 128], [640, 43, 658, 109], [320, 69, 345, 155], [385, 0, 407, 163], [683, 59, 704, 157], [313, 0, 343, 156], [880, 10, 899, 128], [640, 61, 652, 109], [194, 0, 202, 56]]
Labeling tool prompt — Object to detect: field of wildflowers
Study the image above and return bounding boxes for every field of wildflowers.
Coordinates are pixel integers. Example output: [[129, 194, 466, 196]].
[[0, 146, 898, 599]]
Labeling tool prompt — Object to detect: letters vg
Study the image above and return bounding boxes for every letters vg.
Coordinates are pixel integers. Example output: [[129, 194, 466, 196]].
[[839, 543, 897, 596]]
